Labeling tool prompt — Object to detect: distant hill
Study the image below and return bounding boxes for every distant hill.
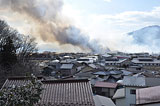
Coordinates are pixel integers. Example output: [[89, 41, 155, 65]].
[[128, 25, 160, 46]]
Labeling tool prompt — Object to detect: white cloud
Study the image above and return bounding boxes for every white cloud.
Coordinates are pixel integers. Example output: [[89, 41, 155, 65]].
[[62, 5, 160, 53]]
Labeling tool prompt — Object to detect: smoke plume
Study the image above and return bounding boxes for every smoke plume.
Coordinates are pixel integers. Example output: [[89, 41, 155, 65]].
[[0, 0, 109, 53]]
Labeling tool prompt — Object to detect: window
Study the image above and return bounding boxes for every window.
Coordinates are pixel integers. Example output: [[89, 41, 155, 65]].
[[130, 89, 136, 94]]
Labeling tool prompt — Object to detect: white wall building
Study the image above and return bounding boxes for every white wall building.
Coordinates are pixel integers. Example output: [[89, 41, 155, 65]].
[[113, 76, 160, 106], [132, 58, 160, 66]]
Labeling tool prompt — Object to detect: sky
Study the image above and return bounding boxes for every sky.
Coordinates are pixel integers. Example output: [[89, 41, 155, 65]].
[[62, 0, 160, 53], [1, 0, 160, 53]]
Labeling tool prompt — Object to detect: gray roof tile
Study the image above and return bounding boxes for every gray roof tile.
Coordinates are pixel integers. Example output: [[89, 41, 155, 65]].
[[2, 78, 95, 106], [136, 86, 160, 105], [60, 64, 74, 69]]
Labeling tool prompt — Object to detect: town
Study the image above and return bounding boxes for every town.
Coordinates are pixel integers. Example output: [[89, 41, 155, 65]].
[[2, 51, 160, 106], [0, 0, 160, 105]]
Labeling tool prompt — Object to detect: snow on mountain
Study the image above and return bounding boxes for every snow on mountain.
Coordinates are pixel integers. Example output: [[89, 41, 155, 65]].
[[128, 25, 160, 46]]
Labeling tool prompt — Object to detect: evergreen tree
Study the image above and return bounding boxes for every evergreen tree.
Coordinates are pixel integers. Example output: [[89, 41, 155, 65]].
[[0, 20, 37, 71], [0, 36, 17, 68], [0, 74, 43, 106]]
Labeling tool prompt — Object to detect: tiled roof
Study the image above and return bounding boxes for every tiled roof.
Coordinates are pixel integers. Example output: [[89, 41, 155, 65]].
[[105, 59, 127, 63], [132, 58, 160, 64], [2, 78, 95, 106], [94, 81, 117, 88], [109, 70, 123, 75], [121, 70, 133, 76], [122, 76, 160, 87], [145, 77, 160, 87], [113, 88, 125, 99], [122, 76, 146, 87], [75, 72, 94, 78], [136, 86, 160, 105], [2, 76, 43, 88], [111, 74, 122, 79], [93, 71, 107, 76], [88, 64, 97, 69], [93, 70, 122, 76], [40, 79, 95, 105], [60, 64, 74, 69], [94, 95, 116, 106]]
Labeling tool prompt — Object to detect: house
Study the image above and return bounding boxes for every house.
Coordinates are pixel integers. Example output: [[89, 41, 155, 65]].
[[60, 59, 76, 64], [87, 56, 98, 62], [88, 64, 98, 69], [127, 65, 142, 73], [42, 66, 55, 76], [113, 76, 160, 106], [131, 58, 160, 67], [60, 64, 76, 76], [90, 76, 107, 85], [132, 70, 159, 78], [113, 86, 138, 106], [40, 79, 95, 105], [75, 71, 95, 79], [113, 76, 143, 106], [93, 71, 107, 76], [93, 70, 122, 83], [1, 77, 96, 106], [74, 63, 100, 80], [42, 61, 61, 76], [121, 70, 133, 76], [78, 64, 98, 73], [115, 55, 131, 60], [121, 76, 160, 87], [73, 62, 84, 72], [136, 86, 160, 106], [137, 53, 150, 57], [106, 70, 123, 83], [105, 58, 129, 67], [101, 54, 112, 60], [106, 75, 119, 83], [130, 53, 150, 58], [48, 60, 61, 70], [77, 57, 94, 64], [112, 88, 126, 106], [93, 81, 118, 98]]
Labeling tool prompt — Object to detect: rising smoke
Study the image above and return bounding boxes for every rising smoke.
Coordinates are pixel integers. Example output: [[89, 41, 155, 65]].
[[0, 0, 109, 53]]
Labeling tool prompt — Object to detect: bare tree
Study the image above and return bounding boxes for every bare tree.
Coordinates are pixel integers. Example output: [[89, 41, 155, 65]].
[[0, 20, 38, 87], [0, 20, 37, 64]]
